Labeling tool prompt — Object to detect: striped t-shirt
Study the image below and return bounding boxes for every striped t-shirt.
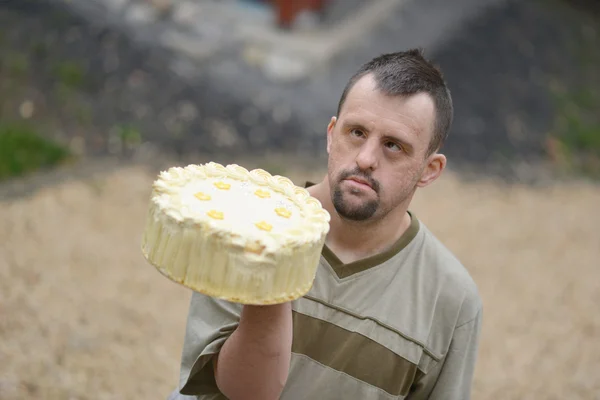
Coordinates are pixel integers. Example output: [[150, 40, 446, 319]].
[[172, 211, 482, 399]]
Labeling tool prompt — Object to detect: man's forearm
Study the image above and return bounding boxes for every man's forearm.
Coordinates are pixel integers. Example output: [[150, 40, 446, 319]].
[[214, 303, 293, 400]]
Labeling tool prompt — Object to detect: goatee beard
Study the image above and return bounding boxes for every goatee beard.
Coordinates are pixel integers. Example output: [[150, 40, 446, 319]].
[[332, 168, 380, 221]]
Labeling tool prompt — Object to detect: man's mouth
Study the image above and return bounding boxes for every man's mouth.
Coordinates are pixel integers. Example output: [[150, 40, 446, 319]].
[[344, 177, 373, 190]]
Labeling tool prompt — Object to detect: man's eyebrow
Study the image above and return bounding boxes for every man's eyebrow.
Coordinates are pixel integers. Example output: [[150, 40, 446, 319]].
[[342, 120, 370, 131]]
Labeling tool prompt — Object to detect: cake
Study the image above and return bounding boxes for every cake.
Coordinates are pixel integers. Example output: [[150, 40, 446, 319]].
[[141, 162, 330, 305]]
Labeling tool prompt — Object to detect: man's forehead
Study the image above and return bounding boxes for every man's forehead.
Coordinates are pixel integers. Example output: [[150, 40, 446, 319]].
[[344, 73, 379, 102], [340, 86, 435, 139], [343, 74, 434, 112]]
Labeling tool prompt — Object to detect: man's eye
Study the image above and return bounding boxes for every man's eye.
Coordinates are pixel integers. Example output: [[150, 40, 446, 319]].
[[350, 129, 364, 137], [385, 141, 402, 152]]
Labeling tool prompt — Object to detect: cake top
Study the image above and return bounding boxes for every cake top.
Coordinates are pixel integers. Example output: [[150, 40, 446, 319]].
[[150, 162, 330, 254]]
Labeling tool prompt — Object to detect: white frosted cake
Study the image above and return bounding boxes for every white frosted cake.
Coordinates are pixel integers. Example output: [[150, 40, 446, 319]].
[[141, 162, 330, 304]]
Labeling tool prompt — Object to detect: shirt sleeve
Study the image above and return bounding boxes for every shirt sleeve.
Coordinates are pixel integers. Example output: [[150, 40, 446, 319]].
[[176, 291, 243, 397], [408, 308, 483, 400]]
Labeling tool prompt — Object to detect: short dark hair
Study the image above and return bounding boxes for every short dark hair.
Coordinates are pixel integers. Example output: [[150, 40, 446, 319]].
[[336, 48, 453, 155]]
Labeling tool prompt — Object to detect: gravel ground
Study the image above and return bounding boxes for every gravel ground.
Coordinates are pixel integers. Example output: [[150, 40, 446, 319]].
[[0, 0, 598, 182], [0, 164, 599, 399]]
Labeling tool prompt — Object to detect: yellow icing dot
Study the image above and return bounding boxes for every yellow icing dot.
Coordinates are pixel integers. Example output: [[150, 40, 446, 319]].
[[255, 221, 273, 231], [194, 192, 211, 201], [244, 242, 265, 255], [254, 189, 271, 198], [207, 210, 224, 220], [275, 207, 292, 218], [214, 181, 231, 190]]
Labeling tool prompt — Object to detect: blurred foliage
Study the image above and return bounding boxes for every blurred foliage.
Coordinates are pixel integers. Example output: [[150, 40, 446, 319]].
[[0, 21, 95, 182], [7, 54, 29, 78], [0, 122, 71, 181], [52, 61, 85, 90], [548, 2, 600, 177], [117, 124, 142, 148]]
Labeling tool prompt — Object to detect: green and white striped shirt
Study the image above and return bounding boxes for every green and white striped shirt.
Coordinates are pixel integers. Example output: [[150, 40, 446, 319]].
[[171, 211, 482, 399]]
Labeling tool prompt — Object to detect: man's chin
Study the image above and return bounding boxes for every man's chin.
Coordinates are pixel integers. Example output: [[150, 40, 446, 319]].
[[333, 199, 379, 221], [337, 208, 377, 222]]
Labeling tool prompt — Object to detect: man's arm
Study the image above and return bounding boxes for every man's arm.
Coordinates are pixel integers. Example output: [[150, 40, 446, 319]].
[[214, 303, 293, 400], [408, 308, 483, 399], [175, 293, 293, 399]]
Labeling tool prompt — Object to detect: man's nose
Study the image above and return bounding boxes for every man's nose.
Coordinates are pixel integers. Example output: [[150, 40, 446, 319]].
[[355, 140, 379, 171]]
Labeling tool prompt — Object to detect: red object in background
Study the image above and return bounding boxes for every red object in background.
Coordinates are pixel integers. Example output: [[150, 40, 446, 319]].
[[268, 0, 327, 29]]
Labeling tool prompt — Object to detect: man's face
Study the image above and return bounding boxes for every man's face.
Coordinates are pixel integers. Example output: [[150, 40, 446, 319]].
[[327, 74, 442, 222]]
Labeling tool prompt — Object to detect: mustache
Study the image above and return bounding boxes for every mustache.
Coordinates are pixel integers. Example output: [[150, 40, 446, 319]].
[[338, 167, 380, 193]]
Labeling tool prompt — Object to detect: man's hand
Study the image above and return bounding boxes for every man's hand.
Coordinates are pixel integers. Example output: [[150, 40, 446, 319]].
[[214, 302, 293, 400]]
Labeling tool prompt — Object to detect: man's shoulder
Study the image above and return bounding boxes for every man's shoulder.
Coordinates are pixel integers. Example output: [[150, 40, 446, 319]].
[[415, 220, 482, 324]]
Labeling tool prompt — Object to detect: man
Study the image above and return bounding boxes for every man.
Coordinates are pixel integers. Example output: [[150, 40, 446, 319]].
[[169, 48, 482, 400]]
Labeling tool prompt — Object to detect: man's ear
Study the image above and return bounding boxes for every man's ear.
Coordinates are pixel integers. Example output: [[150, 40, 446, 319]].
[[326, 117, 337, 154], [417, 153, 446, 188]]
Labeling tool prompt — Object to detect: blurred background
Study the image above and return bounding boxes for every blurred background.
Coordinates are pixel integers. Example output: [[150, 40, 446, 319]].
[[0, 0, 599, 399]]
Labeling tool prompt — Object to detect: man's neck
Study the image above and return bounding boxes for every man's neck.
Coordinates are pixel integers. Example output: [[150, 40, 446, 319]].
[[308, 179, 412, 265]]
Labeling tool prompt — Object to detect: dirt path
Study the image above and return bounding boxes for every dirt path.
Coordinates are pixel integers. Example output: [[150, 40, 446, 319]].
[[1, 163, 599, 399]]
